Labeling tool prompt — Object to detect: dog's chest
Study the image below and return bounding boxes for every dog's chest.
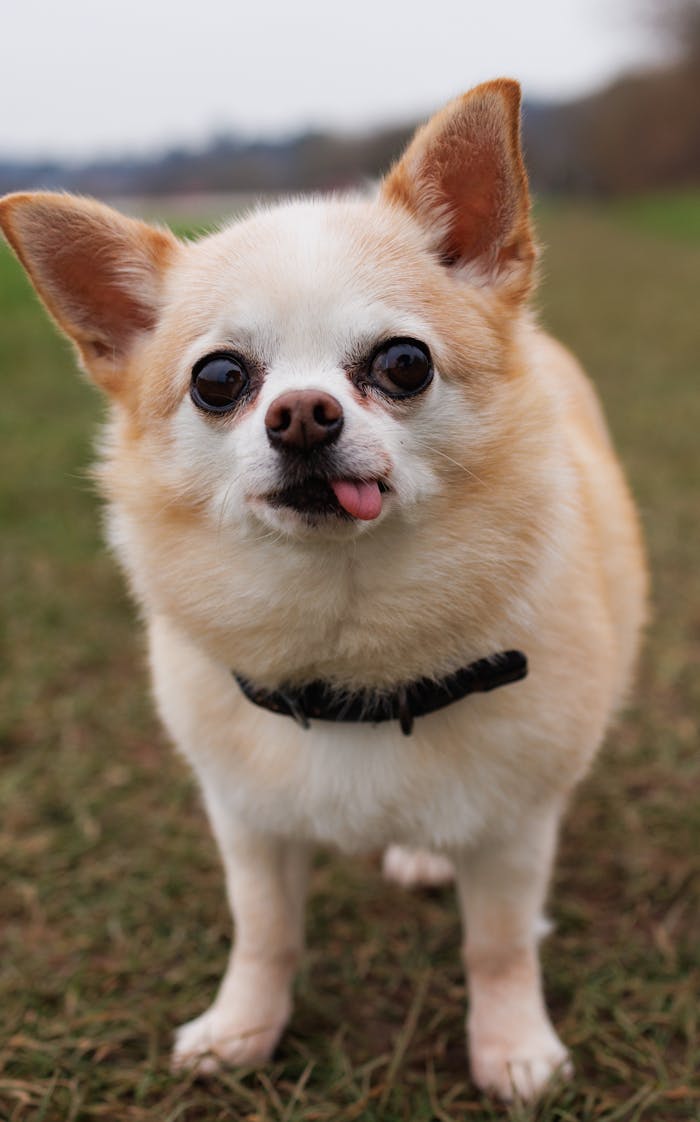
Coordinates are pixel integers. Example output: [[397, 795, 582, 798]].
[[122, 509, 504, 691], [148, 611, 555, 853]]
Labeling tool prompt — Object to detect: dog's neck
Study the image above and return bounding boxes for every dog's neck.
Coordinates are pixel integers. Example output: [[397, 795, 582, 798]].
[[233, 650, 528, 736]]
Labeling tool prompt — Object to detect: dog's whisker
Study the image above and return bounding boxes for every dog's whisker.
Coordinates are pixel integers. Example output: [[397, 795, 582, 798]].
[[215, 469, 262, 542], [246, 528, 286, 546], [216, 478, 239, 542], [412, 438, 486, 485]]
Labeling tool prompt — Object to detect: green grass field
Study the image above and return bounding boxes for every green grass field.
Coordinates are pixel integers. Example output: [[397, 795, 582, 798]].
[[1, 195, 699, 1122]]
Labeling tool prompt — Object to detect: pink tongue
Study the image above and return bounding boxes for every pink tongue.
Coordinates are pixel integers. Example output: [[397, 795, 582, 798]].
[[330, 479, 383, 521]]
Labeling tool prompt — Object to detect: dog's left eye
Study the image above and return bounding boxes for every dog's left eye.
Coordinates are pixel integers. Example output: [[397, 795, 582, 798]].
[[191, 352, 249, 413], [368, 338, 433, 397]]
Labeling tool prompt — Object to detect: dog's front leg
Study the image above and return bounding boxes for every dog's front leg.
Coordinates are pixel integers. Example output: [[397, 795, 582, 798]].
[[454, 809, 572, 1102], [172, 806, 309, 1074]]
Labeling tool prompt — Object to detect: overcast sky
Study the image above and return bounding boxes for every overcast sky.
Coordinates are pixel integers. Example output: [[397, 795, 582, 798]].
[[1, 0, 661, 160]]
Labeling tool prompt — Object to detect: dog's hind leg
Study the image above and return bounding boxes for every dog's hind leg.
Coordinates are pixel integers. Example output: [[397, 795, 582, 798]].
[[382, 845, 455, 887]]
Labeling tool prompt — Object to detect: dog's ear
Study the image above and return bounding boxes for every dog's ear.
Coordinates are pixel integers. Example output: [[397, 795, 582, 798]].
[[382, 79, 535, 300], [0, 192, 180, 393]]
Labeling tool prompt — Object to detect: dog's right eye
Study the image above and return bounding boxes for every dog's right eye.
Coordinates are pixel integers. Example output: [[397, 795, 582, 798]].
[[191, 352, 249, 413]]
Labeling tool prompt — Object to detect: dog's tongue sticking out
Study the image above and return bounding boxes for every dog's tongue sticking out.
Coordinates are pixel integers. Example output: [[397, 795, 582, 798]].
[[330, 480, 383, 521]]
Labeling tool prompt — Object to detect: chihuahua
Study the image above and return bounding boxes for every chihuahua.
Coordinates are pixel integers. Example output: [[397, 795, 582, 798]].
[[0, 79, 647, 1101]]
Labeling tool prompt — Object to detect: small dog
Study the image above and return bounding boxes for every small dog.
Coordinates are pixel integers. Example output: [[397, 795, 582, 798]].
[[0, 79, 647, 1101]]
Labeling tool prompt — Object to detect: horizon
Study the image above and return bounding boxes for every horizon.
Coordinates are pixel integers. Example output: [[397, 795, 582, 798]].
[[0, 0, 663, 163]]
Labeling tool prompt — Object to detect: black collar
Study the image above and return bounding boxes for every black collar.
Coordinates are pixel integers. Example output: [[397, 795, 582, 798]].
[[234, 650, 527, 736]]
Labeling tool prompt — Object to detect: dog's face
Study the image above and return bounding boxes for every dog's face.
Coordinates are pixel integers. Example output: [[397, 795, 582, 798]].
[[152, 197, 517, 544], [0, 80, 536, 554]]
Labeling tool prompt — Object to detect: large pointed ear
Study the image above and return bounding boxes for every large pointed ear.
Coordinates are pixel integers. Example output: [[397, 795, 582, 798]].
[[0, 192, 180, 392], [382, 79, 535, 301]]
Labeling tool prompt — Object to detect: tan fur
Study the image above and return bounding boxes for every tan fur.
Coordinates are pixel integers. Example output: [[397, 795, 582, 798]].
[[0, 80, 647, 1103], [0, 191, 180, 400], [383, 80, 536, 301]]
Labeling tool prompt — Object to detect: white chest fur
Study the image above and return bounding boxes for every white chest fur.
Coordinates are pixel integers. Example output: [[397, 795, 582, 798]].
[[147, 612, 605, 854]]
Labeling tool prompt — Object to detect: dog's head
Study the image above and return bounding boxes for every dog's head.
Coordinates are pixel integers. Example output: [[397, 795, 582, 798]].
[[0, 80, 538, 554]]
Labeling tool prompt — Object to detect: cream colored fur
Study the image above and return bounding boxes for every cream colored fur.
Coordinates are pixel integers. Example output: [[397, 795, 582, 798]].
[[0, 80, 647, 1102]]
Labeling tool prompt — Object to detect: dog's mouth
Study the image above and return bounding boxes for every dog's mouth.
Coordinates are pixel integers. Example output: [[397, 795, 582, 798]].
[[267, 477, 389, 521]]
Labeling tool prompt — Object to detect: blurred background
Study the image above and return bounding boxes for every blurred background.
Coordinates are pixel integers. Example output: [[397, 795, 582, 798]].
[[1, 2, 699, 1121], [0, 0, 698, 211]]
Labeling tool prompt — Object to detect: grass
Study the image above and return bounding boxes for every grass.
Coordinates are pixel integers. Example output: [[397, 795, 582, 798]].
[[608, 190, 700, 243], [1, 194, 699, 1121]]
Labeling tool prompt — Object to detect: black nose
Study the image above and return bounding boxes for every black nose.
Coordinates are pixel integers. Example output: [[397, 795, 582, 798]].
[[265, 390, 344, 452]]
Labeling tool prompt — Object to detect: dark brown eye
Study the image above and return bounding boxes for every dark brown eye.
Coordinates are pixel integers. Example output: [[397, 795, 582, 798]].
[[368, 338, 433, 397], [191, 352, 248, 412]]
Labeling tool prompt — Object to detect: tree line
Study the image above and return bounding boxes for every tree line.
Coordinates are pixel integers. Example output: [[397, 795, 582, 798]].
[[1, 3, 698, 199]]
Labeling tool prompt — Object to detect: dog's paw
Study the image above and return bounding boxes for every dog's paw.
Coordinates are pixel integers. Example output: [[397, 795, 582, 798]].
[[382, 845, 454, 887], [470, 1031, 572, 1102], [171, 1006, 287, 1074]]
